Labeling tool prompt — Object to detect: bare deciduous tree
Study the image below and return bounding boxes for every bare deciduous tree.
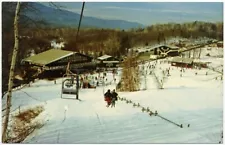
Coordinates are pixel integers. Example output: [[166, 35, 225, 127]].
[[118, 51, 140, 92], [2, 2, 62, 142], [2, 2, 21, 142]]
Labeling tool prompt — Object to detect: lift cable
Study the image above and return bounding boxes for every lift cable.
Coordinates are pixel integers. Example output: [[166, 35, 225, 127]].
[[75, 2, 85, 46]]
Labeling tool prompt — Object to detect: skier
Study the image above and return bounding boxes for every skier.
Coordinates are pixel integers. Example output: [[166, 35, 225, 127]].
[[111, 89, 118, 108], [104, 89, 112, 107], [114, 78, 116, 83], [80, 77, 84, 88]]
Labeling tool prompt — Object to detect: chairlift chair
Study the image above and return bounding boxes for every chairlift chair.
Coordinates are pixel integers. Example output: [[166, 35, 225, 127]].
[[61, 74, 79, 99]]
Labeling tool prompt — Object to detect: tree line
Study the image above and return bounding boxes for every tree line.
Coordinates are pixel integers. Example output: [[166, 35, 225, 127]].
[[7, 21, 223, 59]]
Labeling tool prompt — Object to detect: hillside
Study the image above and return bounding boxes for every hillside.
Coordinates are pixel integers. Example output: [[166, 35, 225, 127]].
[[25, 2, 144, 29], [2, 46, 223, 143]]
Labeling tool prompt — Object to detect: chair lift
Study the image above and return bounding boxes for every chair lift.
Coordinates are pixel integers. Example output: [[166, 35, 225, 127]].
[[60, 2, 86, 99], [61, 62, 79, 99]]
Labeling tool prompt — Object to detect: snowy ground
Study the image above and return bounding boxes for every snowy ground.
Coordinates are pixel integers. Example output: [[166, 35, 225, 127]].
[[2, 46, 223, 143]]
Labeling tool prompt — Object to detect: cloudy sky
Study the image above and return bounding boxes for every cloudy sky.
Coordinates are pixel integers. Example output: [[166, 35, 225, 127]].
[[43, 2, 223, 25]]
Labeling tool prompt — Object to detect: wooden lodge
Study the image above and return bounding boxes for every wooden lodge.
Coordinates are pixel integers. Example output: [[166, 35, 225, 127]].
[[217, 41, 223, 48], [97, 54, 120, 68], [193, 59, 211, 68], [148, 45, 180, 57], [170, 57, 194, 68], [21, 49, 97, 78]]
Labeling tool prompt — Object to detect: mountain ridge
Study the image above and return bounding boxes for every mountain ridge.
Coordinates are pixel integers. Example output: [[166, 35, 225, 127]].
[[26, 2, 145, 29]]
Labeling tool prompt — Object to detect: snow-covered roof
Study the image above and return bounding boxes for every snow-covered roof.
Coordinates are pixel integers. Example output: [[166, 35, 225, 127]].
[[193, 59, 211, 64], [148, 44, 163, 50], [166, 45, 179, 49], [97, 55, 112, 60], [171, 57, 193, 64], [147, 44, 179, 51]]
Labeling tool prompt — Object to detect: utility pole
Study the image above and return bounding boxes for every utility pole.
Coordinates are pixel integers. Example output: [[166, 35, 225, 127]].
[[198, 48, 201, 59], [144, 66, 147, 90], [193, 49, 195, 59], [76, 71, 79, 100], [2, 2, 21, 142]]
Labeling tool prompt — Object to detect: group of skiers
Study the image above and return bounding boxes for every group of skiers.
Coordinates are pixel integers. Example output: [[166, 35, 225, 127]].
[[104, 89, 118, 108]]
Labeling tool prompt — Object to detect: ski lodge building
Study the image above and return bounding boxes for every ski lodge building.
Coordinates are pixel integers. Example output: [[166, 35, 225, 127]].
[[21, 49, 97, 78], [169, 57, 210, 68], [97, 54, 120, 68], [148, 45, 180, 57], [170, 57, 194, 68]]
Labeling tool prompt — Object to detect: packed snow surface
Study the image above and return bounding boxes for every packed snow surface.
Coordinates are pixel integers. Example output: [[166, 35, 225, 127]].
[[2, 47, 223, 143]]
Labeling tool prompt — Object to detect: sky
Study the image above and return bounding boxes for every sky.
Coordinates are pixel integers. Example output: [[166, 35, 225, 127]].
[[43, 2, 223, 26]]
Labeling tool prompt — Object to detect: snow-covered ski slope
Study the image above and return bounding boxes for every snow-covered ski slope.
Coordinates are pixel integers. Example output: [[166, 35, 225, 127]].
[[2, 47, 223, 143]]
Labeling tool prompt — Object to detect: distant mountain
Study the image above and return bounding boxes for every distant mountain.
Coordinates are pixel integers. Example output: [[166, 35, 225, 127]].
[[26, 2, 144, 29]]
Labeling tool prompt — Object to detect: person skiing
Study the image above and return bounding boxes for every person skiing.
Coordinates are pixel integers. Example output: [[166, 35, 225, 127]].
[[104, 89, 112, 107], [111, 89, 118, 108]]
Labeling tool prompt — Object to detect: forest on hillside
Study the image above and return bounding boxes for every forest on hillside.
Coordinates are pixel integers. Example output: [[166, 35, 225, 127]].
[[3, 21, 223, 67], [2, 21, 223, 94]]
